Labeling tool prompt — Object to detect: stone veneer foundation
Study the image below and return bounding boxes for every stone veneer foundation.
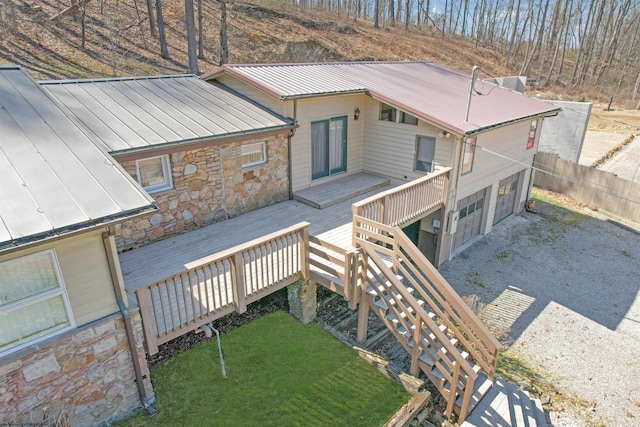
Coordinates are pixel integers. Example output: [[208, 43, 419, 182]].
[[0, 310, 153, 426], [115, 134, 289, 251]]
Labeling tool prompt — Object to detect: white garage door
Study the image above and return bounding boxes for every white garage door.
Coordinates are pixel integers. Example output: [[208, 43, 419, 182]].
[[453, 189, 486, 249]]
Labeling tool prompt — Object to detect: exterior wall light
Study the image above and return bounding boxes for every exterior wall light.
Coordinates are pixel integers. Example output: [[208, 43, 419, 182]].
[[354, 107, 360, 121]]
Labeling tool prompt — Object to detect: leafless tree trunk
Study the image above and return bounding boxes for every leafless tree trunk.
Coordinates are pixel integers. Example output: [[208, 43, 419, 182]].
[[81, 2, 87, 49], [197, 0, 205, 59], [374, 0, 379, 28], [156, 0, 170, 59], [506, 0, 521, 66], [219, 0, 228, 65], [185, 0, 198, 74], [146, 0, 157, 38]]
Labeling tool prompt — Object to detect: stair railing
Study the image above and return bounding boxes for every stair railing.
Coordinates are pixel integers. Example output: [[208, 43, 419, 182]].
[[359, 242, 478, 420], [392, 228, 500, 380]]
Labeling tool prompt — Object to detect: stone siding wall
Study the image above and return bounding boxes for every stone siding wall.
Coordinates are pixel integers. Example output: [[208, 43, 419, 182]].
[[0, 310, 153, 426], [115, 134, 289, 251]]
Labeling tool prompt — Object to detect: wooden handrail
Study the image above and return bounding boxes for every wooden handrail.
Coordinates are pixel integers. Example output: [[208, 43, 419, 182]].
[[352, 168, 451, 227], [135, 222, 310, 355], [392, 226, 501, 358], [361, 242, 478, 380]]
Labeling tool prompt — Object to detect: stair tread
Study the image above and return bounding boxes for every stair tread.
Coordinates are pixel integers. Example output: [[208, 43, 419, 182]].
[[460, 376, 510, 427], [452, 372, 493, 413], [506, 382, 526, 427], [533, 394, 548, 427], [461, 377, 549, 427], [518, 389, 539, 427]]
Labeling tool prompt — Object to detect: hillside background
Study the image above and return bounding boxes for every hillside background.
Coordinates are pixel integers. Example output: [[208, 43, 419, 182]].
[[1, 0, 639, 110]]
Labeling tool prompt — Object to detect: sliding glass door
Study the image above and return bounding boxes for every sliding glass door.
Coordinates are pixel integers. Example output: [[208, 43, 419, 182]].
[[311, 116, 347, 180]]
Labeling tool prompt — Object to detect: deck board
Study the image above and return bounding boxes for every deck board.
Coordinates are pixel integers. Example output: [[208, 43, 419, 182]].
[[293, 172, 390, 209], [121, 183, 396, 291]]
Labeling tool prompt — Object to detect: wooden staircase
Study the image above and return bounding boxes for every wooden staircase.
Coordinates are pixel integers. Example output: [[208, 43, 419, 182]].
[[352, 221, 501, 423]]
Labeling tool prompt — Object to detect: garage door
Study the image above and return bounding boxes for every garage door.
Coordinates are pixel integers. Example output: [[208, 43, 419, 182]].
[[493, 172, 520, 225], [453, 189, 485, 249]]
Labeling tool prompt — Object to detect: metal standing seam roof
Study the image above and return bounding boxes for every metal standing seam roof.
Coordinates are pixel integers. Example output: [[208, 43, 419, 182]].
[[0, 66, 156, 251], [41, 75, 295, 156], [204, 61, 561, 136]]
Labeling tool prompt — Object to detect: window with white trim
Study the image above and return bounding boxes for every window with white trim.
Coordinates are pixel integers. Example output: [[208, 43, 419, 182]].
[[136, 155, 173, 194], [415, 136, 436, 173], [461, 137, 476, 175], [379, 103, 397, 122], [0, 250, 74, 356], [400, 112, 418, 125], [241, 142, 267, 167], [527, 120, 538, 150]]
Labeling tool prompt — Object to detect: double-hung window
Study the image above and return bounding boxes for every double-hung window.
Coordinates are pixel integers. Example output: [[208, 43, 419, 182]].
[[527, 120, 538, 150], [415, 136, 436, 173], [0, 250, 74, 356], [311, 116, 347, 180], [136, 155, 173, 194], [379, 103, 397, 122], [461, 137, 476, 175], [241, 142, 267, 167]]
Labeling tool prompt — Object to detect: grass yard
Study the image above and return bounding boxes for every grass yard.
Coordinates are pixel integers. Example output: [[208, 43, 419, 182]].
[[118, 311, 411, 426]]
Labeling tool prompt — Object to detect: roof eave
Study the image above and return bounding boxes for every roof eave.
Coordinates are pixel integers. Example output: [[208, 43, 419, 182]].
[[463, 107, 562, 136], [108, 123, 296, 159], [0, 204, 158, 255]]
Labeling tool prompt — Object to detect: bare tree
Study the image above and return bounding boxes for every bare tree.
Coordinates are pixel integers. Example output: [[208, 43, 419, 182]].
[[185, 0, 198, 73], [219, 0, 228, 65], [197, 0, 205, 59], [146, 0, 157, 37], [156, 0, 170, 59]]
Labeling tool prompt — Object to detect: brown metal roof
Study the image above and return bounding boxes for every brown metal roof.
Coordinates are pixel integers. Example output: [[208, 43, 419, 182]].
[[206, 61, 560, 135], [41, 75, 294, 155], [0, 66, 156, 251]]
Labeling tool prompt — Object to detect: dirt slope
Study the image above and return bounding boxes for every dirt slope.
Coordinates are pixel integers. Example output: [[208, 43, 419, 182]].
[[0, 0, 510, 80]]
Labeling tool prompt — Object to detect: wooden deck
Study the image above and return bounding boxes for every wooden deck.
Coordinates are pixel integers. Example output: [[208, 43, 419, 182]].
[[293, 172, 390, 209], [120, 182, 395, 292]]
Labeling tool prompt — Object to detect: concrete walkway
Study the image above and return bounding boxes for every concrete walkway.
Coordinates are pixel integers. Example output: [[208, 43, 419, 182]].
[[439, 200, 640, 426]]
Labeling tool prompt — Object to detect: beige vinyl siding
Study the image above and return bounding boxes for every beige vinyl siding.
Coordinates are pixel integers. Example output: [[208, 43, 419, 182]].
[[0, 229, 117, 326], [456, 119, 538, 233], [216, 75, 285, 115], [291, 93, 366, 191], [362, 97, 455, 182]]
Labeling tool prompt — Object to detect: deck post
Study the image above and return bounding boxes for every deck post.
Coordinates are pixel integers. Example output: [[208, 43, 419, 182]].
[[356, 292, 369, 343], [287, 279, 316, 324], [233, 252, 247, 314], [135, 289, 159, 355]]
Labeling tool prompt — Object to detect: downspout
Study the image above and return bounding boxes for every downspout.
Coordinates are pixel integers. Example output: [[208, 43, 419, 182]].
[[288, 99, 298, 200], [102, 227, 157, 416]]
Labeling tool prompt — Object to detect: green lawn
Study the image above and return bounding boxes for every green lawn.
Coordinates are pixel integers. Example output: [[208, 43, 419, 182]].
[[118, 311, 410, 426]]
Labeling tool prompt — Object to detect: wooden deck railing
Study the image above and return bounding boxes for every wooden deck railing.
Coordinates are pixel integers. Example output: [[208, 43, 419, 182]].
[[135, 222, 310, 355], [359, 242, 478, 418], [392, 228, 500, 382], [308, 236, 359, 309], [351, 168, 451, 230]]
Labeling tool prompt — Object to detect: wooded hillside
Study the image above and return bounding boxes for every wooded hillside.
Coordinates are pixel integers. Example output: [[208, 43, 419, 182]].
[[1, 0, 638, 108]]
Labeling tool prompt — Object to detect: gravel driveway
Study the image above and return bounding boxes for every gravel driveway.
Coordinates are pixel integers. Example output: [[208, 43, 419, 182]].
[[439, 195, 640, 426]]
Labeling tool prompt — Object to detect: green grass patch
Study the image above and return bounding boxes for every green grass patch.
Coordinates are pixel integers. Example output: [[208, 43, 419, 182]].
[[118, 311, 410, 426]]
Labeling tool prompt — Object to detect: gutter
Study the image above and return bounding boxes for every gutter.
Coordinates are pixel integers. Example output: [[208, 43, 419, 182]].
[[103, 227, 158, 417], [109, 124, 295, 161], [0, 205, 157, 255], [462, 110, 561, 137]]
